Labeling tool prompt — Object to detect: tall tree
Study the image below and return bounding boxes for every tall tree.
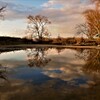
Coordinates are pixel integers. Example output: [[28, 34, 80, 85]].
[[92, 0, 100, 10], [83, 9, 100, 38], [27, 15, 51, 40], [76, 0, 100, 39]]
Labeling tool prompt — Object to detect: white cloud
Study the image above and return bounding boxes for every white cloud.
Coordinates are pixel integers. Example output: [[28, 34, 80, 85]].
[[0, 0, 38, 20], [40, 0, 94, 37]]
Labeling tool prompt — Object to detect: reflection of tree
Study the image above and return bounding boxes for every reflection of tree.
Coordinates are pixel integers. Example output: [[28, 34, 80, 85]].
[[83, 49, 100, 74], [0, 64, 8, 82], [26, 47, 51, 67], [55, 47, 66, 54], [76, 49, 100, 74]]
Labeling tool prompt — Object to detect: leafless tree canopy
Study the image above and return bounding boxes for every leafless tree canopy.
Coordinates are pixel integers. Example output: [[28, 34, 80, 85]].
[[83, 9, 100, 38], [0, 6, 6, 19], [27, 15, 51, 40], [76, 0, 100, 39], [92, 0, 100, 9], [76, 23, 90, 38]]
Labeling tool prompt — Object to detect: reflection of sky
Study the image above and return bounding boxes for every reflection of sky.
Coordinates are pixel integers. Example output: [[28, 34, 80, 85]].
[[0, 50, 26, 60], [0, 48, 98, 88], [42, 49, 87, 86]]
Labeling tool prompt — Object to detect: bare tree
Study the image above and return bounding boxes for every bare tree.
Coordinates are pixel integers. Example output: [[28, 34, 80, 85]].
[[83, 9, 100, 38], [27, 15, 51, 40], [76, 23, 91, 38], [76, 0, 100, 39], [0, 6, 6, 19], [92, 0, 100, 10]]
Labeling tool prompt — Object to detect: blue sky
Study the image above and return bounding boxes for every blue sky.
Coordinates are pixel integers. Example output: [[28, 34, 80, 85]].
[[17, 0, 48, 7], [0, 0, 94, 38], [2, 0, 48, 7]]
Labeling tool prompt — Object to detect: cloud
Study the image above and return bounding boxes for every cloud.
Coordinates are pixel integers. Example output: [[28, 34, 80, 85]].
[[0, 60, 27, 68], [0, 0, 39, 20], [42, 0, 80, 8], [0, 0, 93, 22], [0, 0, 41, 37], [40, 0, 94, 36]]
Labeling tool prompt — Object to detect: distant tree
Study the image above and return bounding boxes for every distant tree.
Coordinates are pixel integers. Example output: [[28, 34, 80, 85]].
[[27, 15, 51, 40], [76, 23, 90, 38]]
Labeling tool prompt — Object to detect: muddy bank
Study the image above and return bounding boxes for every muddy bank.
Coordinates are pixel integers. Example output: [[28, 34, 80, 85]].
[[0, 44, 100, 49]]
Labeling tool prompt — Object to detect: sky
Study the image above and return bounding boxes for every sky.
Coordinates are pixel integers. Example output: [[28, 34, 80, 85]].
[[0, 0, 94, 38]]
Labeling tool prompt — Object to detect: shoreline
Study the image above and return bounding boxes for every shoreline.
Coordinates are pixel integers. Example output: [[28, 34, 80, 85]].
[[0, 44, 100, 49]]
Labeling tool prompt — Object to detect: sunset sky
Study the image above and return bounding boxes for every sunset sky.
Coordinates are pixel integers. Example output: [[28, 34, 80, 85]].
[[0, 0, 94, 38]]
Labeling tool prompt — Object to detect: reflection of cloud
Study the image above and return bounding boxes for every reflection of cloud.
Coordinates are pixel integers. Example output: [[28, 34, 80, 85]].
[[0, 79, 31, 100], [43, 65, 84, 82], [42, 59, 96, 88], [41, 48, 100, 88], [0, 60, 27, 68], [0, 48, 98, 89], [41, 49, 85, 83]]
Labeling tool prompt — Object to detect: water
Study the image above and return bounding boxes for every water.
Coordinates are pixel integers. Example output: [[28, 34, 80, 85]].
[[0, 47, 100, 100]]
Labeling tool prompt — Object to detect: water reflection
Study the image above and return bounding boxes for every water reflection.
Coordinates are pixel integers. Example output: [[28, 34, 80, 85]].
[[76, 49, 100, 74], [55, 47, 66, 54], [0, 47, 100, 100], [0, 64, 8, 83], [26, 47, 51, 67], [26, 47, 66, 67]]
